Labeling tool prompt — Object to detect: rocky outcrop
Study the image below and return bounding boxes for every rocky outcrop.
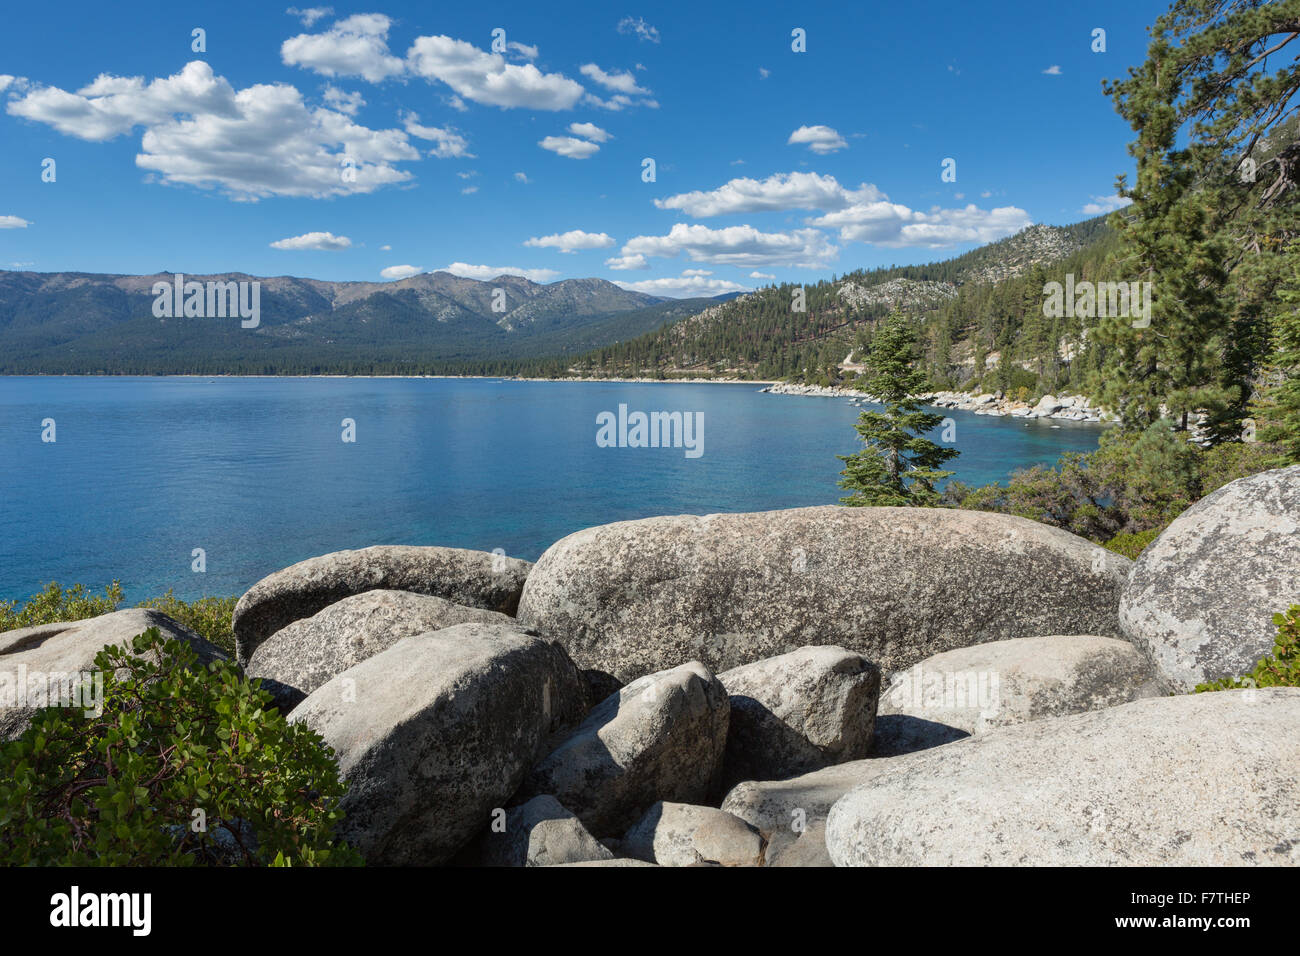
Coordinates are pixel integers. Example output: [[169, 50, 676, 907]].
[[621, 802, 764, 867], [232, 545, 532, 663], [245, 589, 514, 711], [472, 795, 614, 867], [0, 609, 227, 741], [720, 758, 903, 834], [1121, 465, 1300, 691], [519, 661, 730, 836], [717, 646, 879, 789], [825, 689, 1300, 866], [290, 622, 586, 865], [878, 635, 1161, 737], [517, 506, 1130, 683]]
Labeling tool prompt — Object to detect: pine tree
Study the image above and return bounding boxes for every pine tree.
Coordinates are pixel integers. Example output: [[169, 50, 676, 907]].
[[838, 313, 959, 506], [1253, 238, 1300, 461]]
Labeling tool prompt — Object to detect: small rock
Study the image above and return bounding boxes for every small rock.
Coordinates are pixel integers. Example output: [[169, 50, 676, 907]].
[[622, 802, 763, 867], [474, 796, 613, 867]]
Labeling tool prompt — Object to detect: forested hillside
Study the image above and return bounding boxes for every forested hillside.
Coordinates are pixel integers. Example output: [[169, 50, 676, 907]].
[[568, 217, 1119, 397]]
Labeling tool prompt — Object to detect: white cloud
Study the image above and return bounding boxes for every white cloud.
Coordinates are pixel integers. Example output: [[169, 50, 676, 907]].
[[270, 230, 352, 250], [617, 17, 660, 43], [5, 61, 419, 200], [461, 185, 478, 194], [614, 273, 749, 298], [579, 64, 649, 95], [0, 75, 30, 95], [758, 68, 770, 79], [581, 91, 658, 111], [750, 271, 775, 279], [281, 13, 406, 83], [439, 262, 560, 282], [508, 41, 539, 60], [618, 223, 837, 269], [402, 112, 473, 158], [681, 268, 712, 276], [322, 84, 364, 115], [539, 135, 600, 159], [1042, 65, 1062, 75], [655, 171, 883, 217], [787, 125, 848, 154], [287, 6, 334, 27], [567, 121, 611, 142], [809, 202, 1032, 248], [380, 243, 392, 250], [407, 35, 584, 110], [605, 254, 648, 270], [514, 171, 530, 183], [0, 215, 31, 229], [381, 264, 422, 279], [1082, 193, 1132, 215], [524, 230, 615, 252]]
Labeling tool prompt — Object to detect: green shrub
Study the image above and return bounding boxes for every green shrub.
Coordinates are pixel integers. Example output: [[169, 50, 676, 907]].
[[1195, 606, 1300, 693], [1, 582, 238, 658], [137, 590, 237, 657], [0, 627, 362, 866], [1102, 526, 1164, 559], [0, 581, 124, 632]]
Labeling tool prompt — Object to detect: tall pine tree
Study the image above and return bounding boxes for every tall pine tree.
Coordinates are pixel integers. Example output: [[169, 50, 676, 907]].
[[839, 313, 959, 506]]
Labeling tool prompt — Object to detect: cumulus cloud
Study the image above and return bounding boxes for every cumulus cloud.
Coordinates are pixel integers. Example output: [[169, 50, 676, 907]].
[[617, 17, 660, 43], [322, 84, 364, 114], [539, 135, 600, 159], [0, 75, 30, 95], [567, 121, 611, 142], [1081, 193, 1132, 215], [439, 262, 560, 282], [750, 271, 775, 279], [281, 13, 406, 83], [579, 64, 649, 95], [5, 61, 419, 200], [0, 215, 31, 228], [270, 230, 352, 250], [402, 112, 473, 158], [655, 172, 883, 217], [407, 35, 584, 110], [287, 6, 334, 27], [787, 125, 848, 154], [809, 202, 1032, 248], [524, 230, 615, 252], [605, 253, 648, 270], [617, 223, 837, 269], [613, 273, 749, 298], [1042, 65, 1062, 76], [381, 264, 422, 279]]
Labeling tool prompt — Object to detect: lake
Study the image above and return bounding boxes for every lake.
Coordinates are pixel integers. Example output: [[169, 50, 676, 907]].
[[0, 377, 1106, 603]]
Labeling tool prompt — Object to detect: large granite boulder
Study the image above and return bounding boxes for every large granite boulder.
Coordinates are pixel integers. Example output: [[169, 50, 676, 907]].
[[826, 688, 1300, 866], [717, 646, 880, 789], [1121, 465, 1300, 691], [0, 609, 227, 741], [519, 661, 730, 836], [246, 589, 514, 711], [232, 545, 532, 663], [290, 622, 586, 865], [621, 801, 765, 867], [517, 506, 1129, 683], [720, 758, 904, 835], [472, 795, 613, 867], [877, 635, 1160, 737]]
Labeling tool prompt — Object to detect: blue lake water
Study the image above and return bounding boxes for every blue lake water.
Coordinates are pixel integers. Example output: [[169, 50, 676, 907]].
[[0, 377, 1106, 603]]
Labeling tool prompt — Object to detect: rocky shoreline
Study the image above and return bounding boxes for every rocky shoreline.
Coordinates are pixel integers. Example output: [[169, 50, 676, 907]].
[[2, 466, 1297, 866], [761, 382, 1112, 423]]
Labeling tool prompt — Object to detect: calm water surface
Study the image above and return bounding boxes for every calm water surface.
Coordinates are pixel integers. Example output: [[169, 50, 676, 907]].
[[0, 377, 1105, 602]]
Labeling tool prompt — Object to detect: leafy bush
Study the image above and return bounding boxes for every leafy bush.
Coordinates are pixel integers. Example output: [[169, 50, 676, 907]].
[[0, 627, 362, 866], [0, 581, 124, 632], [1195, 606, 1300, 694], [137, 590, 237, 657], [950, 420, 1285, 544], [1102, 526, 1163, 559], [1, 582, 237, 658]]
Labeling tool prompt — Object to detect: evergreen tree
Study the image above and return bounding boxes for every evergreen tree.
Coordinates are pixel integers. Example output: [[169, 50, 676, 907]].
[[838, 313, 959, 506]]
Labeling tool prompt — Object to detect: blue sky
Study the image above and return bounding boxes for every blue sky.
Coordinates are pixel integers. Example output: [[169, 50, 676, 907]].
[[0, 0, 1167, 297]]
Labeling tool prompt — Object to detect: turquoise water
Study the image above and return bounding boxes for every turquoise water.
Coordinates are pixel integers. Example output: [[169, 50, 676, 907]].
[[0, 377, 1105, 602]]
